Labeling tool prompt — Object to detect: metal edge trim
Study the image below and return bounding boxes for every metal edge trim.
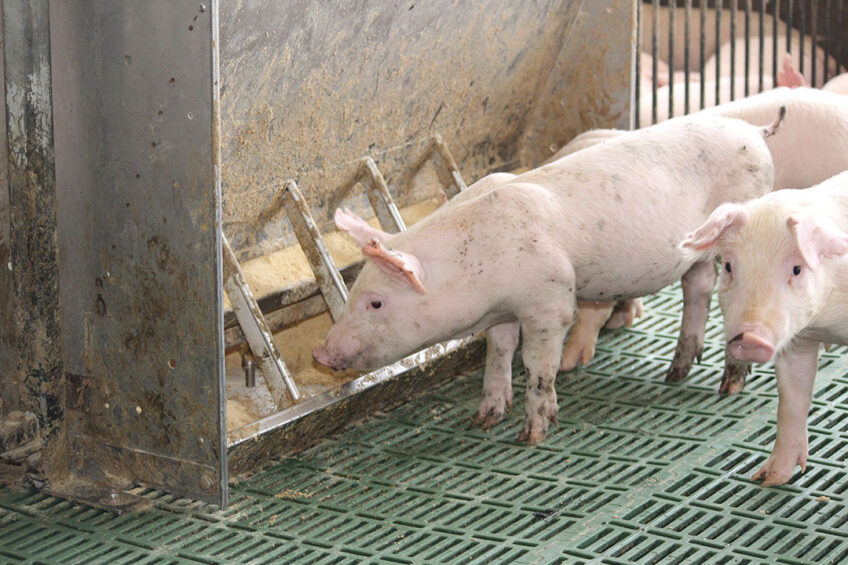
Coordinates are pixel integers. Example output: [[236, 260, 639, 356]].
[[210, 0, 228, 508], [226, 335, 481, 447]]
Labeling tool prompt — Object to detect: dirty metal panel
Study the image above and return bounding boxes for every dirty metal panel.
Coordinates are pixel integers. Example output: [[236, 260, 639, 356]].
[[520, 0, 636, 161], [219, 0, 633, 261], [2, 0, 64, 462], [0, 0, 17, 415], [50, 1, 226, 505]]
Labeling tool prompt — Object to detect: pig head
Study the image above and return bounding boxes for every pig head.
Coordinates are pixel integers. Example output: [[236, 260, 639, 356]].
[[313, 208, 502, 372], [312, 209, 431, 371], [682, 197, 848, 363]]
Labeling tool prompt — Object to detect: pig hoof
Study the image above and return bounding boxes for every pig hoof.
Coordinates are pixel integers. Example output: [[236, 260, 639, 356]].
[[665, 365, 691, 383], [560, 339, 597, 372], [666, 338, 703, 382], [604, 299, 644, 330], [752, 448, 808, 487], [719, 362, 748, 394], [518, 407, 558, 445], [472, 407, 505, 430]]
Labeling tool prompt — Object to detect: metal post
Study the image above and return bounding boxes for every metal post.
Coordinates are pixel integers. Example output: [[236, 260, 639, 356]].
[[283, 181, 349, 321], [429, 134, 467, 199], [359, 157, 406, 234], [222, 235, 300, 407], [2, 0, 64, 478]]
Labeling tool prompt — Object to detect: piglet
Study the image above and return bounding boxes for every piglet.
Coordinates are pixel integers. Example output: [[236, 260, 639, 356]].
[[681, 170, 848, 486], [314, 112, 780, 445]]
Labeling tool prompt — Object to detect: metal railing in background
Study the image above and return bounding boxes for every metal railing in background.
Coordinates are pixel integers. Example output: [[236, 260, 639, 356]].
[[636, 0, 848, 127]]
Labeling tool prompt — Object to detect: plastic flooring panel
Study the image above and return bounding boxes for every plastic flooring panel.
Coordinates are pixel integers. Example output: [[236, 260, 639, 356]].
[[2, 284, 848, 564]]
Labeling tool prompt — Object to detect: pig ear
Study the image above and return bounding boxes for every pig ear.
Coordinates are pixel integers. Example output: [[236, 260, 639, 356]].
[[361, 239, 428, 295], [787, 213, 848, 271], [777, 52, 808, 88], [335, 208, 389, 247], [681, 203, 750, 251]]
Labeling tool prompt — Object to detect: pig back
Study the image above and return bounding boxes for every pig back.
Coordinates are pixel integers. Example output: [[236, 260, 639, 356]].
[[519, 114, 775, 299], [704, 87, 848, 189]]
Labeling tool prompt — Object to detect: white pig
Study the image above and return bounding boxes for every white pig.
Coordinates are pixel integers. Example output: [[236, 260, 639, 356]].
[[557, 87, 848, 381], [681, 170, 848, 486], [704, 35, 844, 90], [640, 74, 775, 126], [823, 73, 848, 96], [314, 112, 779, 445]]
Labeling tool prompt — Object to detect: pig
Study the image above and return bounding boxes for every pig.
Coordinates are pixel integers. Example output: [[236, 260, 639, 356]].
[[640, 73, 775, 126], [680, 170, 848, 486], [704, 35, 844, 90], [314, 112, 780, 445], [555, 87, 848, 382], [824, 73, 848, 96], [640, 5, 778, 71]]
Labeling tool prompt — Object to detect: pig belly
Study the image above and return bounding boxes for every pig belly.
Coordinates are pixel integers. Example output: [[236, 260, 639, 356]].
[[574, 247, 693, 301]]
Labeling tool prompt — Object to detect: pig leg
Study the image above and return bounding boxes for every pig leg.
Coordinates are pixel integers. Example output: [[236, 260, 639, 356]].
[[752, 341, 818, 486], [605, 298, 644, 330], [666, 260, 716, 382], [519, 305, 574, 445], [560, 300, 614, 372], [472, 321, 520, 429], [719, 353, 751, 394]]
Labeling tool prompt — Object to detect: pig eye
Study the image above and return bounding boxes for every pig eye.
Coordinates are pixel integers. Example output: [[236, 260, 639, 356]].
[[792, 265, 802, 276], [724, 261, 732, 274], [370, 300, 383, 309]]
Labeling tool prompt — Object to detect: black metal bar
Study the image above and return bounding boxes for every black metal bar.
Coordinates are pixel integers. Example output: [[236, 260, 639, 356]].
[[684, 0, 692, 115], [668, 1, 674, 119], [810, 0, 817, 87], [700, 0, 706, 110], [745, 0, 751, 97], [715, 2, 722, 105], [730, 0, 737, 101], [786, 0, 794, 61], [824, 0, 832, 83], [652, 0, 659, 125], [799, 0, 807, 79], [634, 0, 641, 129], [771, 0, 778, 87]]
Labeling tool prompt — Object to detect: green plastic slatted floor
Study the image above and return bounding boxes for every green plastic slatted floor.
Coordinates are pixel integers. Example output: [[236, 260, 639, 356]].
[[2, 285, 848, 564]]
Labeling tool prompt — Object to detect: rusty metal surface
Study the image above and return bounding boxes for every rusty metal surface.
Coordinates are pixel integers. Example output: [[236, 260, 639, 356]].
[[49, 1, 226, 506], [0, 0, 16, 415], [2, 0, 64, 478], [219, 0, 634, 261]]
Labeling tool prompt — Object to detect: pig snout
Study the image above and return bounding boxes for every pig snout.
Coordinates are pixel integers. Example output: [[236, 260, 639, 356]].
[[312, 344, 342, 371], [728, 329, 775, 363], [312, 332, 364, 372]]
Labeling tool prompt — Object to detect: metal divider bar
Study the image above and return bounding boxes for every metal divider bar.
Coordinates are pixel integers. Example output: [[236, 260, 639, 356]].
[[283, 181, 349, 321], [222, 235, 301, 406], [359, 157, 407, 233], [429, 134, 468, 198]]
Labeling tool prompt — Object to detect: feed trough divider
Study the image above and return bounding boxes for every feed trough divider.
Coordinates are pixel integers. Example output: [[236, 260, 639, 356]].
[[221, 135, 467, 422]]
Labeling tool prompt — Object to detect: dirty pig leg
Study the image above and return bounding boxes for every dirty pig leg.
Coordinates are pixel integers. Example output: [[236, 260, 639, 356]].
[[472, 321, 520, 429], [519, 307, 574, 445], [560, 300, 614, 372], [719, 352, 751, 394], [604, 298, 644, 330], [752, 341, 818, 486], [666, 260, 717, 382]]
